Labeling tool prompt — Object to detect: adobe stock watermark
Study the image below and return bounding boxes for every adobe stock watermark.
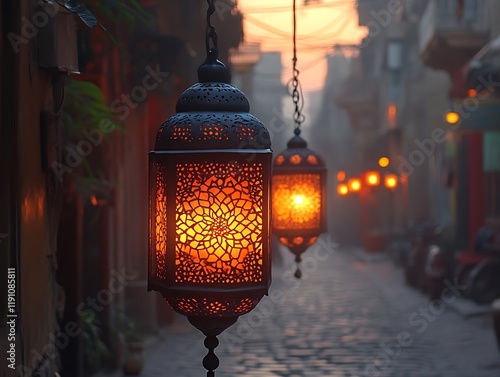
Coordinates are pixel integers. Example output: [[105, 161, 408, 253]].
[[220, 235, 339, 353], [397, 73, 500, 177], [363, 279, 466, 377], [213, 0, 238, 21], [359, 0, 403, 49], [8, 0, 60, 53], [17, 268, 129, 376], [52, 64, 169, 182]]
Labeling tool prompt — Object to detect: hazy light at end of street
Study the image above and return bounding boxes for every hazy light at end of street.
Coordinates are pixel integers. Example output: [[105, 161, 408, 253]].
[[239, 0, 365, 92]]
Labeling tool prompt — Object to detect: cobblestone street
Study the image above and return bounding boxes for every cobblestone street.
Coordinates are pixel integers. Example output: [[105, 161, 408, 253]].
[[112, 238, 500, 377]]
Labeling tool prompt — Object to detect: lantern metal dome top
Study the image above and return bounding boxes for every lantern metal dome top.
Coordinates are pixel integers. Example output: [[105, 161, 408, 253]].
[[274, 132, 325, 170], [154, 15, 270, 152]]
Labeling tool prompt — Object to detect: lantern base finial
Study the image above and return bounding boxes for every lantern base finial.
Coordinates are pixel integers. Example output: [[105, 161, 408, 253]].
[[294, 255, 302, 279], [203, 336, 219, 377], [294, 267, 302, 279], [187, 317, 238, 377]]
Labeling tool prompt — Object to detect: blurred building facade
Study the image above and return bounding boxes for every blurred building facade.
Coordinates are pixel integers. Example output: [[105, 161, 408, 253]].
[[336, 0, 500, 252], [417, 0, 500, 248], [311, 47, 357, 243]]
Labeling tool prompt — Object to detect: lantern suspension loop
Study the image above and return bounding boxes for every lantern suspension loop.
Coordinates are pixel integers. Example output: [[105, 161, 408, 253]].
[[290, 0, 305, 135], [206, 0, 219, 61]]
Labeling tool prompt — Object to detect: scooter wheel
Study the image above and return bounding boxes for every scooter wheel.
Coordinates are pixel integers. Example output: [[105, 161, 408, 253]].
[[454, 264, 474, 297], [469, 262, 500, 304]]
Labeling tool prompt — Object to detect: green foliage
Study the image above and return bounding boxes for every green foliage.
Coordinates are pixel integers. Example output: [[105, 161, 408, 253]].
[[90, 0, 154, 31], [111, 304, 145, 343], [82, 313, 110, 373], [56, 0, 153, 31], [61, 79, 120, 184], [62, 80, 120, 138]]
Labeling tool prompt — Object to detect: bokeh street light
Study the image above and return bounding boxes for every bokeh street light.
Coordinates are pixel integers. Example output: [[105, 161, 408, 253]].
[[365, 171, 380, 187], [384, 174, 398, 190], [378, 157, 390, 168]]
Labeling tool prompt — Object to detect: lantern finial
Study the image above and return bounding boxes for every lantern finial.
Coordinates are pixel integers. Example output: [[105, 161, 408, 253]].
[[203, 336, 219, 377]]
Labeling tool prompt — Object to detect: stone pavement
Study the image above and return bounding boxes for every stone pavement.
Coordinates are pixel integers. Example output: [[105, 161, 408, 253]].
[[100, 237, 500, 377]]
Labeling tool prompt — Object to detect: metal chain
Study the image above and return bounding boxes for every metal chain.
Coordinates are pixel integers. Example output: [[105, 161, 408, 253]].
[[291, 0, 305, 134], [206, 0, 219, 60]]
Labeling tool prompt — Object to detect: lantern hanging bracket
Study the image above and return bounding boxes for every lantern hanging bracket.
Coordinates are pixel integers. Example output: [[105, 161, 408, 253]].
[[198, 0, 229, 83], [289, 0, 305, 135], [205, 0, 219, 62]]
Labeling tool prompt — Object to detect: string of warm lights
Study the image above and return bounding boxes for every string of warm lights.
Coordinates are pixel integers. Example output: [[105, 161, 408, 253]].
[[335, 157, 401, 196]]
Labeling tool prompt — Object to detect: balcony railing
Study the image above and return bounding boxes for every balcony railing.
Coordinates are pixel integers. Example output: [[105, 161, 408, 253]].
[[419, 0, 489, 61]]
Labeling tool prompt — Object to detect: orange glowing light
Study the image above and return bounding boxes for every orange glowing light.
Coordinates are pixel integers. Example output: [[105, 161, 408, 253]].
[[445, 111, 460, 125], [384, 174, 398, 190], [468, 89, 477, 97], [289, 154, 302, 165], [378, 157, 390, 168], [273, 174, 322, 230], [365, 171, 380, 187], [337, 170, 346, 181], [154, 162, 264, 285], [348, 178, 361, 192], [337, 184, 349, 196], [387, 103, 397, 129]]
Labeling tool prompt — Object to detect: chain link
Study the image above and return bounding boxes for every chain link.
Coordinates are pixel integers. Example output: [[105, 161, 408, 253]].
[[291, 0, 304, 133], [206, 0, 218, 60]]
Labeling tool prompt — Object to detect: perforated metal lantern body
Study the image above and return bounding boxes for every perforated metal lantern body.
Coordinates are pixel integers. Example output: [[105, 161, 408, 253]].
[[272, 134, 327, 259], [148, 60, 272, 337]]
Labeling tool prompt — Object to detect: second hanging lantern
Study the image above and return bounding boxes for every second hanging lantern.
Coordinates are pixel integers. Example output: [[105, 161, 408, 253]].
[[272, 0, 327, 278]]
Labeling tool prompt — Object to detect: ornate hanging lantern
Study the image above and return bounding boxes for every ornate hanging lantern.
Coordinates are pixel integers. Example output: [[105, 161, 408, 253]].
[[148, 2, 272, 375], [273, 132, 327, 277], [272, 0, 327, 279]]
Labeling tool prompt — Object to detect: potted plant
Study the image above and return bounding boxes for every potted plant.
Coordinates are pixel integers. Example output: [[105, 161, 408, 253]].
[[120, 313, 145, 375], [81, 313, 110, 375]]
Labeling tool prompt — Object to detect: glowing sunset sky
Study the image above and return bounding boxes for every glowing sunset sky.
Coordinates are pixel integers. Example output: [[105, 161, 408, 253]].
[[238, 0, 365, 91]]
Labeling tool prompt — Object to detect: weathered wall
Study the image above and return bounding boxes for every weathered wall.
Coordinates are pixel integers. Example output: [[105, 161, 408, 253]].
[[15, 0, 57, 375]]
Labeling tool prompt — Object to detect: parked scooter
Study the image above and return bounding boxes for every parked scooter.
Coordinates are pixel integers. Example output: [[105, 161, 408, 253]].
[[493, 299, 500, 351], [388, 223, 419, 268], [455, 227, 493, 290], [454, 225, 500, 299], [425, 245, 447, 300], [468, 255, 500, 304], [405, 224, 446, 292]]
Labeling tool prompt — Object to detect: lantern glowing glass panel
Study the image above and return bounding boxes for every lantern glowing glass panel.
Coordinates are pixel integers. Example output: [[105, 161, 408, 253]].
[[272, 134, 326, 276], [148, 58, 272, 348], [273, 173, 322, 230]]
